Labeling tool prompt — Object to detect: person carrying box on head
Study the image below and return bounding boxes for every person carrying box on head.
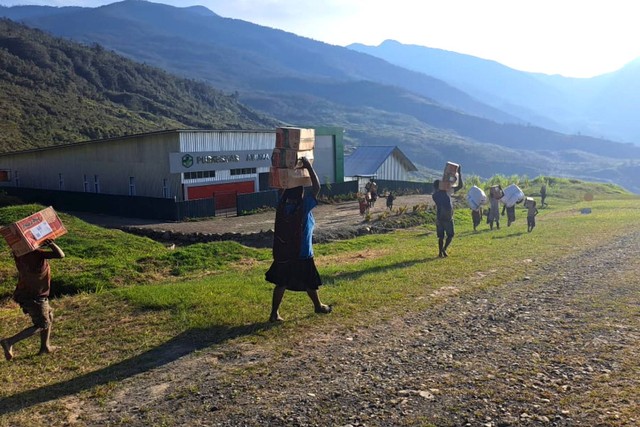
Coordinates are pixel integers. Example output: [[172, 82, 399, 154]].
[[265, 157, 332, 322], [432, 163, 464, 258]]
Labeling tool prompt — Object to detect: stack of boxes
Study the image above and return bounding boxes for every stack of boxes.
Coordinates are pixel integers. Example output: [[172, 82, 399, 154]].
[[0, 206, 67, 257], [269, 127, 315, 189]]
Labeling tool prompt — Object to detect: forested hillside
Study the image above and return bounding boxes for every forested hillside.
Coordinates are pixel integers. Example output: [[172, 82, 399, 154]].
[[0, 19, 278, 152]]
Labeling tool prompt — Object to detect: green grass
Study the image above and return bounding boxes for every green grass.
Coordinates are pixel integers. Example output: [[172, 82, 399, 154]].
[[0, 178, 639, 424]]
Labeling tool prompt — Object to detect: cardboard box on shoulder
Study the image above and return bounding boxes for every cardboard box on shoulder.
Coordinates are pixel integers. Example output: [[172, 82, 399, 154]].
[[275, 127, 315, 151], [0, 206, 67, 257], [269, 167, 312, 189], [271, 148, 314, 169]]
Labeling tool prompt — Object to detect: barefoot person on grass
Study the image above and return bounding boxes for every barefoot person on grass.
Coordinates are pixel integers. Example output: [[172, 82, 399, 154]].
[[432, 165, 464, 257], [1, 239, 65, 361], [265, 157, 332, 322]]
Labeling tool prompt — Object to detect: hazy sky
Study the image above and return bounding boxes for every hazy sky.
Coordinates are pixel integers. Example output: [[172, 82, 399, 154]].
[[1, 0, 638, 78]]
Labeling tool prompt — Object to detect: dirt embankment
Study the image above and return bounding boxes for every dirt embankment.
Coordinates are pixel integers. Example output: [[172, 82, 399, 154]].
[[74, 193, 437, 247]]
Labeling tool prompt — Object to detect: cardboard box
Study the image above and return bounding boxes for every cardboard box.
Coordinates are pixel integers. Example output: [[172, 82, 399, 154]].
[[442, 161, 459, 185], [271, 148, 314, 169], [0, 206, 67, 257], [275, 127, 315, 151], [269, 167, 312, 189]]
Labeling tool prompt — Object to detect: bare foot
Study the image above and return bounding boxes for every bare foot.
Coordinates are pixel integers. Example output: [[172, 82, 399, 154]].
[[315, 304, 332, 314], [38, 346, 58, 356], [1, 339, 13, 361], [269, 315, 284, 323]]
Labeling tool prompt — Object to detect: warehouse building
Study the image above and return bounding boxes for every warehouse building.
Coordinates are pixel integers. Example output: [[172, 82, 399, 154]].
[[344, 146, 418, 192], [0, 127, 344, 216]]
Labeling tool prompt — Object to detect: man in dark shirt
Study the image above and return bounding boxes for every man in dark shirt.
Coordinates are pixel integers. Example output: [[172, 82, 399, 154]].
[[432, 166, 463, 257], [1, 240, 65, 361]]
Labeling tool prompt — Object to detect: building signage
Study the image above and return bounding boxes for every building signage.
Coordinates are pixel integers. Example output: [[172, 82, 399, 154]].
[[170, 150, 272, 173]]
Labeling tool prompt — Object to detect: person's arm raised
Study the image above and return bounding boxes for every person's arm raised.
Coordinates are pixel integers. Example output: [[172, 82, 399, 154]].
[[301, 157, 320, 198]]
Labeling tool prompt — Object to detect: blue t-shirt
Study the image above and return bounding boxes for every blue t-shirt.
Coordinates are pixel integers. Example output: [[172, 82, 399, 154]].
[[283, 193, 317, 258]]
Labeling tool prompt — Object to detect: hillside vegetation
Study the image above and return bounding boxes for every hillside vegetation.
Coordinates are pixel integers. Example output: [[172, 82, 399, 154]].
[[0, 19, 278, 152]]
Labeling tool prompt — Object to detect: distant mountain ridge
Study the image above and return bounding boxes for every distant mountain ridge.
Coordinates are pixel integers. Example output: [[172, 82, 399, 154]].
[[348, 39, 640, 144], [2, 1, 640, 192]]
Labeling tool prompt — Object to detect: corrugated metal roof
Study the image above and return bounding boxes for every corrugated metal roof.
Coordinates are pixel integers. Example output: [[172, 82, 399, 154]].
[[344, 146, 417, 176]]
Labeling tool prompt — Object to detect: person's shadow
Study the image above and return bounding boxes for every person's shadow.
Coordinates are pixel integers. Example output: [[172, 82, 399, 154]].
[[0, 322, 273, 415]]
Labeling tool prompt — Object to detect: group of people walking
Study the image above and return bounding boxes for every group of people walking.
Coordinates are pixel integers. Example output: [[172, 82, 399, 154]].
[[434, 168, 546, 261], [1, 158, 547, 358]]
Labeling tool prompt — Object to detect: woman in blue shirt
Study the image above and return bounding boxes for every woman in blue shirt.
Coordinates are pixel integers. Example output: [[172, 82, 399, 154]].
[[265, 157, 332, 322]]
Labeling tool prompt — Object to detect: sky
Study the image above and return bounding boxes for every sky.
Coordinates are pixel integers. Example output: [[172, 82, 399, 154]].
[[1, 0, 639, 78]]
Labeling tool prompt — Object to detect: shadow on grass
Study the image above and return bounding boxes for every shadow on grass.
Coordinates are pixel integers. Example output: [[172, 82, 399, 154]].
[[0, 322, 274, 415], [489, 231, 528, 239], [323, 258, 429, 284]]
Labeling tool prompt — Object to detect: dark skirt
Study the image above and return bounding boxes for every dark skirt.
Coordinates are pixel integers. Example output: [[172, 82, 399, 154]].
[[265, 257, 322, 291]]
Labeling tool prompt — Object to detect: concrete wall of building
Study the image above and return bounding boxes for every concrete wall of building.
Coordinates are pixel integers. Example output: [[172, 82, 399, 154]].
[[0, 132, 183, 199], [0, 128, 344, 204]]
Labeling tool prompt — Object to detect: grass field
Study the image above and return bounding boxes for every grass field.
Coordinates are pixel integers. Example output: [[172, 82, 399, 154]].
[[0, 177, 638, 424]]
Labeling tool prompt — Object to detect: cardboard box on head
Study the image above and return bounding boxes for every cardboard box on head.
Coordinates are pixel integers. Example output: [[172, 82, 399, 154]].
[[271, 148, 314, 169], [269, 166, 312, 189], [442, 162, 459, 184], [0, 206, 67, 257], [275, 127, 315, 151]]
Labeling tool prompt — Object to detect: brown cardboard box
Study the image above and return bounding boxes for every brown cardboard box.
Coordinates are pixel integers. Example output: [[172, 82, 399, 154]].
[[0, 206, 67, 257], [442, 161, 459, 185], [275, 127, 315, 151], [271, 148, 314, 169], [269, 167, 312, 189]]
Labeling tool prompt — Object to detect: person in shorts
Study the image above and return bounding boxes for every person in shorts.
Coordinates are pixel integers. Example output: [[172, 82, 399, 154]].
[[2, 239, 65, 361], [386, 191, 396, 211], [431, 166, 464, 257], [265, 157, 332, 322]]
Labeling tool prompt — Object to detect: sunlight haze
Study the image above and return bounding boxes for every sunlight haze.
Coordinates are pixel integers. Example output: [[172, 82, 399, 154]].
[[0, 0, 638, 77]]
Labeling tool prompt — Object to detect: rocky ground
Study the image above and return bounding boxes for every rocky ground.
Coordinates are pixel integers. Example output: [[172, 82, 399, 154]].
[[68, 227, 640, 426]]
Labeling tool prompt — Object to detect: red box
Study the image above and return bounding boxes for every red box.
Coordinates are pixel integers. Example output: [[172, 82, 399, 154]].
[[0, 206, 67, 257], [275, 127, 315, 150]]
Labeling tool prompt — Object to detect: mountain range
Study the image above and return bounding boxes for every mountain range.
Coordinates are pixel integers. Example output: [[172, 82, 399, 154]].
[[1, 0, 640, 192]]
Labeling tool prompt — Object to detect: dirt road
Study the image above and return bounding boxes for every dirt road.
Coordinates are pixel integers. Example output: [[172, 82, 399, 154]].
[[75, 193, 434, 234]]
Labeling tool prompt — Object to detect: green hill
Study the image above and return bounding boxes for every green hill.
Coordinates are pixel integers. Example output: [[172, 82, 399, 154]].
[[0, 19, 278, 152]]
